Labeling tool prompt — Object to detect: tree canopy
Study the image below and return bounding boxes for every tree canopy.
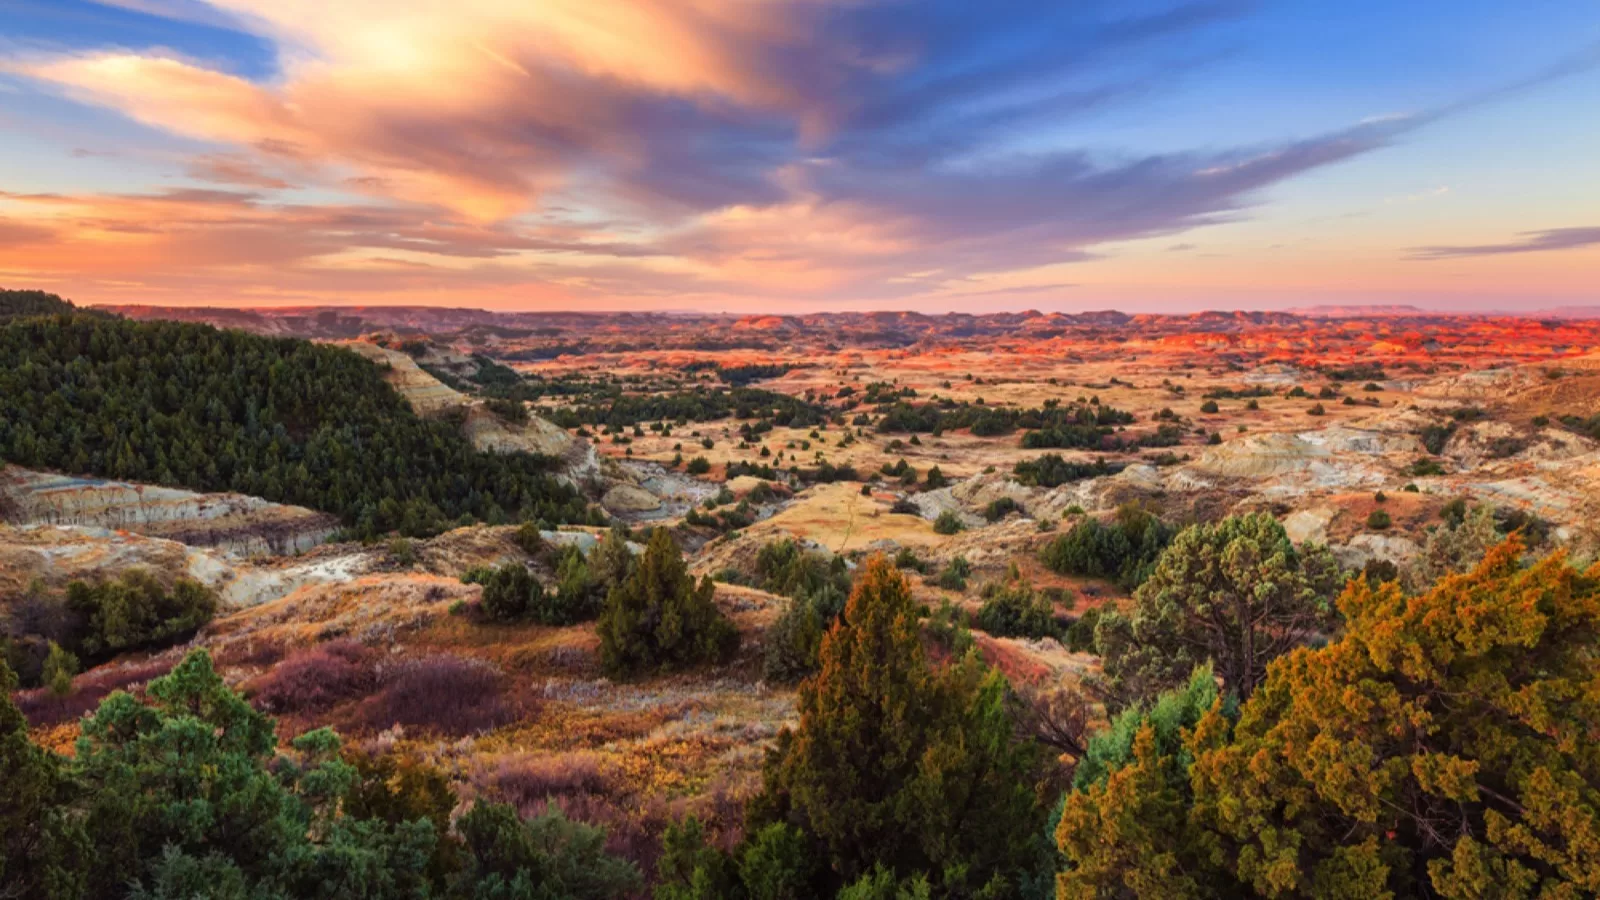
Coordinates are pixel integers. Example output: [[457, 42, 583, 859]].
[[1094, 512, 1342, 706], [1056, 536, 1600, 897], [752, 556, 1047, 896], [0, 312, 587, 537]]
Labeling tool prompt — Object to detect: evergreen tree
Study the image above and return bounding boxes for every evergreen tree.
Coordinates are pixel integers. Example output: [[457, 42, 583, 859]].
[[597, 528, 737, 676], [1094, 513, 1342, 706], [0, 659, 89, 900], [1055, 537, 1600, 897], [753, 556, 1045, 895]]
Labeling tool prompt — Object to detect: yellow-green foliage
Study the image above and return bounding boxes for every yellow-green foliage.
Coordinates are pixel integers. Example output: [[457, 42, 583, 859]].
[[1056, 537, 1600, 898]]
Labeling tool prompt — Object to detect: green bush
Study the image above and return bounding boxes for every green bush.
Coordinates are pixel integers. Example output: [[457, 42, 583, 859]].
[[932, 510, 965, 535], [1367, 509, 1392, 530], [935, 556, 971, 592], [42, 641, 78, 697], [479, 564, 537, 622], [686, 456, 712, 475], [975, 579, 1059, 640], [64, 570, 217, 660], [513, 521, 545, 556], [983, 496, 1023, 522], [387, 537, 417, 567], [1039, 504, 1176, 590], [597, 529, 737, 676]]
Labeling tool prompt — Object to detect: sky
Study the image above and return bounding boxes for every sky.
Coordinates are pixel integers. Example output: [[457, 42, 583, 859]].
[[0, 0, 1596, 314]]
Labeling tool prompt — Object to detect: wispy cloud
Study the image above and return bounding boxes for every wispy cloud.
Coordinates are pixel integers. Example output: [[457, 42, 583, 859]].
[[2, 1, 1595, 308], [1410, 227, 1600, 259]]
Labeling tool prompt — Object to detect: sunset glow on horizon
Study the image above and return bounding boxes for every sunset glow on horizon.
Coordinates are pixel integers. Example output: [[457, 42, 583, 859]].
[[1, 0, 1597, 313]]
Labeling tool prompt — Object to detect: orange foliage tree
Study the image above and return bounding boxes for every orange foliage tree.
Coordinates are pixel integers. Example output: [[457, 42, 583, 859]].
[[1057, 537, 1600, 898]]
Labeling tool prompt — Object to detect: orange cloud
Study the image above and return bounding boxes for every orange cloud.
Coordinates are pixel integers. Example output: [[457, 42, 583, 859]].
[[12, 0, 864, 220]]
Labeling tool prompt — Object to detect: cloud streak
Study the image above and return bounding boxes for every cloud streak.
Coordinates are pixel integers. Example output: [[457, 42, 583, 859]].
[[1410, 227, 1600, 260]]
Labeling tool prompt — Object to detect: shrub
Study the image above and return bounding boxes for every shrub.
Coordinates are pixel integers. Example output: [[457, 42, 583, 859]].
[[893, 548, 927, 574], [1307, 403, 1325, 416], [1062, 606, 1101, 654], [513, 521, 545, 556], [12, 656, 176, 728], [686, 457, 712, 475], [1410, 457, 1446, 476], [534, 544, 604, 625], [754, 539, 851, 601], [1419, 423, 1455, 454], [923, 466, 947, 488], [1199, 400, 1219, 414], [486, 751, 613, 810], [975, 580, 1059, 640], [983, 496, 1022, 522], [1040, 504, 1176, 590], [251, 640, 377, 715], [932, 510, 965, 535], [935, 556, 971, 592], [452, 802, 641, 899], [459, 565, 496, 585], [1367, 509, 1392, 530], [42, 641, 78, 697], [64, 569, 217, 660], [387, 537, 417, 567], [359, 654, 521, 736], [1012, 454, 1117, 488], [480, 564, 538, 622], [925, 598, 975, 655], [597, 529, 737, 676], [890, 497, 920, 515], [763, 593, 837, 683]]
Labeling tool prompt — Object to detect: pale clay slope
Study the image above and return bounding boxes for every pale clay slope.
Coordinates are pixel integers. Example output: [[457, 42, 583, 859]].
[[0, 468, 337, 556], [344, 340, 606, 488]]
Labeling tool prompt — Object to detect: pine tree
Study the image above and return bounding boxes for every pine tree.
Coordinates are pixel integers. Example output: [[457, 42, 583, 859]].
[[1055, 537, 1600, 897], [1095, 512, 1342, 706], [0, 659, 89, 899], [753, 556, 1044, 895], [596, 528, 737, 676]]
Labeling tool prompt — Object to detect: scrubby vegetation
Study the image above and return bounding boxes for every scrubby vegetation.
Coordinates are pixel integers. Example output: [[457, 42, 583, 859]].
[[1055, 536, 1600, 897], [1039, 503, 1178, 590], [2, 571, 217, 686], [753, 539, 853, 682], [1092, 513, 1342, 707], [541, 386, 825, 431], [0, 312, 587, 537], [0, 649, 639, 899], [596, 528, 738, 676], [975, 570, 1061, 640]]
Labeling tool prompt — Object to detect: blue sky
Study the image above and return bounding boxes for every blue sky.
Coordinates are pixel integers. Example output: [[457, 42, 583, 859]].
[[0, 0, 1596, 311]]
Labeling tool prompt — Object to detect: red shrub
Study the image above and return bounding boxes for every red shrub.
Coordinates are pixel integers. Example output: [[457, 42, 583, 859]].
[[357, 654, 526, 737], [15, 657, 176, 729], [250, 640, 377, 715], [485, 751, 612, 811], [213, 637, 287, 669]]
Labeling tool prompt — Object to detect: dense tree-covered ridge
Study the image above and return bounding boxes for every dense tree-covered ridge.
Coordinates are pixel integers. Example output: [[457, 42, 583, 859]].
[[0, 288, 77, 320], [0, 313, 586, 537]]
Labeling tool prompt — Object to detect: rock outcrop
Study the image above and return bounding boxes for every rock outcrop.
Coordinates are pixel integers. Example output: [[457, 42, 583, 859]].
[[0, 467, 337, 556]]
